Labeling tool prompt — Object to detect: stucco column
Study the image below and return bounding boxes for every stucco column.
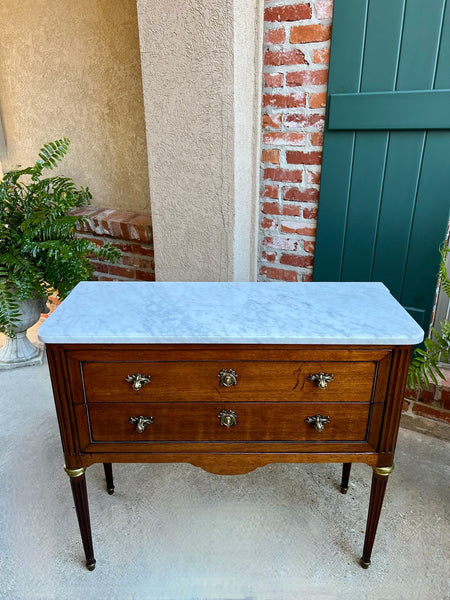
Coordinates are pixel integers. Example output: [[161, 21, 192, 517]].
[[137, 0, 262, 281]]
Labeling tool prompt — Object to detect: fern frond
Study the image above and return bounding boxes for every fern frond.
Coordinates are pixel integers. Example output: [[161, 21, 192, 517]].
[[407, 320, 450, 390], [0, 278, 21, 337], [90, 241, 121, 263], [438, 243, 450, 297], [21, 214, 82, 241], [3, 167, 36, 185], [36, 138, 70, 171]]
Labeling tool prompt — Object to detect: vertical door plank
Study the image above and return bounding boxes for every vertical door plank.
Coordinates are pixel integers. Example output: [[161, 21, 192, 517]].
[[314, 0, 368, 280], [326, 0, 369, 93], [396, 0, 446, 90], [371, 132, 425, 299], [341, 133, 388, 281], [360, 0, 405, 93], [341, 0, 404, 281], [434, 1, 450, 88], [401, 131, 450, 328], [314, 134, 355, 281]]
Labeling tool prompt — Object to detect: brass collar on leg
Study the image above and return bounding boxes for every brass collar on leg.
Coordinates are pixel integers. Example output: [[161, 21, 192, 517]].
[[64, 465, 86, 478], [373, 464, 394, 477]]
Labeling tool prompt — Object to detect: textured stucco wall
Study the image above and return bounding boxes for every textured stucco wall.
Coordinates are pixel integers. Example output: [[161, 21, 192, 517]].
[[137, 0, 235, 281], [137, 0, 262, 282], [0, 0, 150, 213]]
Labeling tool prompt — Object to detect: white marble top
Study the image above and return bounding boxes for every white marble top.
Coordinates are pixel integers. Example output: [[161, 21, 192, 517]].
[[38, 281, 424, 345]]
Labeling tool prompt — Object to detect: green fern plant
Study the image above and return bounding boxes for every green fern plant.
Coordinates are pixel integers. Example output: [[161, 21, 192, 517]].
[[0, 139, 120, 337], [407, 243, 450, 390]]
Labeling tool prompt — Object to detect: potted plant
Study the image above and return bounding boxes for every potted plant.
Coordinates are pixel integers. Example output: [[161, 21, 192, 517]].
[[0, 138, 120, 365]]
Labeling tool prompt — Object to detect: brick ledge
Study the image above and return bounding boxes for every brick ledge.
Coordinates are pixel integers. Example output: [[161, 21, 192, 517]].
[[72, 208, 152, 243], [401, 413, 450, 442], [72, 207, 155, 281]]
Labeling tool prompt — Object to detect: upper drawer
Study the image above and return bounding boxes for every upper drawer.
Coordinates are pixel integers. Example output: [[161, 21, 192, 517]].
[[76, 359, 381, 404]]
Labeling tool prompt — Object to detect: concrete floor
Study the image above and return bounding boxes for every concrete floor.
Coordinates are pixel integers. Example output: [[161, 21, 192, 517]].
[[0, 354, 449, 600]]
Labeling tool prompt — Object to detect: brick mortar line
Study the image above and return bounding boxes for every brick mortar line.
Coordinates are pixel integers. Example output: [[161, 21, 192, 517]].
[[263, 59, 330, 67], [262, 104, 327, 110], [261, 199, 318, 206], [260, 259, 313, 269], [77, 227, 152, 243], [91, 258, 154, 267], [78, 236, 154, 251], [76, 231, 153, 242]]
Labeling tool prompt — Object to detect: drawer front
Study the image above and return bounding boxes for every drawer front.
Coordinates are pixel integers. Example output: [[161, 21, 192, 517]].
[[77, 401, 375, 444], [79, 360, 377, 404]]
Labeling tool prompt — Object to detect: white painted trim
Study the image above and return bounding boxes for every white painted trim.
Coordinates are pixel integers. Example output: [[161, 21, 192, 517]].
[[233, 0, 263, 282]]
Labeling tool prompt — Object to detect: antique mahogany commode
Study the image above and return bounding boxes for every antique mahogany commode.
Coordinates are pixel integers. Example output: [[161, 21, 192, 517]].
[[38, 281, 423, 570]]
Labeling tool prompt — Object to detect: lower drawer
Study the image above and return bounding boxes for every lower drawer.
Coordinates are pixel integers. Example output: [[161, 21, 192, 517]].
[[76, 401, 380, 446]]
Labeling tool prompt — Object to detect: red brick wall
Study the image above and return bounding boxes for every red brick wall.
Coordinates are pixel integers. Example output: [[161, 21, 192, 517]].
[[72, 208, 155, 282], [258, 0, 333, 282]]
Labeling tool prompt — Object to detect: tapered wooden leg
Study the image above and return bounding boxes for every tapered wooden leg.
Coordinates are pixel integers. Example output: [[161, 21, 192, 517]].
[[64, 466, 96, 571], [103, 463, 115, 495], [360, 465, 394, 569], [340, 463, 352, 494]]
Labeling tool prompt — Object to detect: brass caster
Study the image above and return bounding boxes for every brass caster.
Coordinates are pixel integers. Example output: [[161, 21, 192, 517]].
[[86, 559, 96, 571], [340, 486, 348, 494], [107, 486, 115, 495], [360, 557, 371, 569]]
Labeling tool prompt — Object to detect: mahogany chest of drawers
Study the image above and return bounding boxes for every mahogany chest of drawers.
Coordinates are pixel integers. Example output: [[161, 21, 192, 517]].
[[39, 281, 423, 570]]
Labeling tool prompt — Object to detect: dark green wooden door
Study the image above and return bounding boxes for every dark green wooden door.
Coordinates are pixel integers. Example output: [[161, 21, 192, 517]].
[[314, 0, 450, 329]]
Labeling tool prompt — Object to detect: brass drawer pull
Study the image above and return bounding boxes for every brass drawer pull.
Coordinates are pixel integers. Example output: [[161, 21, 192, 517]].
[[305, 414, 330, 432], [218, 368, 238, 387], [307, 372, 334, 389], [128, 415, 154, 433], [218, 409, 238, 428], [125, 373, 152, 391]]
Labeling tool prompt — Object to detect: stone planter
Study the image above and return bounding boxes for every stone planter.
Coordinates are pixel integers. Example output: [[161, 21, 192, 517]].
[[0, 296, 49, 368]]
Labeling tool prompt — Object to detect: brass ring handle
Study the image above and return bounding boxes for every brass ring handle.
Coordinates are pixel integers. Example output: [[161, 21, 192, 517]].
[[218, 369, 238, 387], [128, 415, 154, 433], [305, 414, 330, 432], [307, 372, 334, 389], [125, 373, 152, 391], [218, 409, 238, 428]]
